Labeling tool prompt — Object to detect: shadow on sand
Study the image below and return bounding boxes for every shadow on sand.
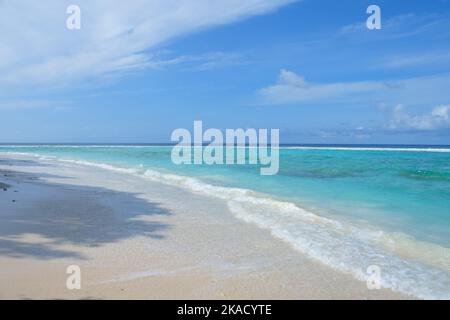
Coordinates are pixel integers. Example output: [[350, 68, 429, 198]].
[[0, 160, 173, 260]]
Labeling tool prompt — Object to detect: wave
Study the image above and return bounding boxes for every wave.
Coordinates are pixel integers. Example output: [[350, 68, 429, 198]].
[[3, 151, 450, 299], [2, 145, 450, 153], [0, 145, 167, 148], [284, 146, 450, 153]]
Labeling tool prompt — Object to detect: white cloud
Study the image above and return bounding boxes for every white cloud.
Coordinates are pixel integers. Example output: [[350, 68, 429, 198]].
[[258, 69, 450, 107], [258, 69, 386, 105], [0, 99, 68, 110], [378, 52, 450, 69], [0, 0, 294, 87], [147, 51, 246, 71], [389, 104, 450, 131], [339, 13, 449, 41], [340, 13, 416, 35]]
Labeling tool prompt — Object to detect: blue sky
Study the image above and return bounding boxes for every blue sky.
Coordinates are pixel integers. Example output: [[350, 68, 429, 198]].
[[1, 0, 450, 144]]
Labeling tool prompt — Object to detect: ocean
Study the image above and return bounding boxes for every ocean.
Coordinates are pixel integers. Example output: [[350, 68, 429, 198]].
[[1, 144, 449, 299]]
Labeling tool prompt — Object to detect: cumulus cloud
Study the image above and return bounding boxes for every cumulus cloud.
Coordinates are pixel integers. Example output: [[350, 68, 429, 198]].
[[258, 69, 450, 107], [258, 69, 387, 105], [0, 0, 294, 87], [389, 104, 450, 131]]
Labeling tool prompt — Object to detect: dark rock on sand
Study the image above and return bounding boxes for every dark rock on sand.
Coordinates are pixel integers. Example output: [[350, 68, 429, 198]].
[[0, 182, 11, 191]]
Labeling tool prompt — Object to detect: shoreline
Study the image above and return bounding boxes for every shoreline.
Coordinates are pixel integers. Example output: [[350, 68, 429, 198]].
[[0, 153, 410, 299]]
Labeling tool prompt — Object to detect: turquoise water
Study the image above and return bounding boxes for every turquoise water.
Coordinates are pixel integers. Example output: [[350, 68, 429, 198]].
[[1, 145, 450, 298]]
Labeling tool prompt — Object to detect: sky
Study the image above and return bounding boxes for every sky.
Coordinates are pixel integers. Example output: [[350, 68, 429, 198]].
[[1, 0, 450, 144]]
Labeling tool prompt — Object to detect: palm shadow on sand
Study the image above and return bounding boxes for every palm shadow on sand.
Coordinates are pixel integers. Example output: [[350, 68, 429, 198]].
[[0, 163, 173, 260]]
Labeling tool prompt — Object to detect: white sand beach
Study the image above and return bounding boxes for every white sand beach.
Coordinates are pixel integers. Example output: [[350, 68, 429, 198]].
[[0, 153, 409, 299]]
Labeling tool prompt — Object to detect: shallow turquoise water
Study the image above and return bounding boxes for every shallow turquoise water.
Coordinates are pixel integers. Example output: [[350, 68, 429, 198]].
[[2, 145, 449, 247]]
